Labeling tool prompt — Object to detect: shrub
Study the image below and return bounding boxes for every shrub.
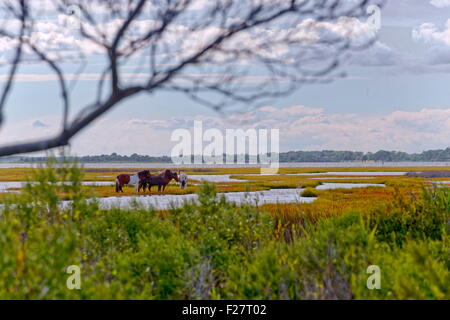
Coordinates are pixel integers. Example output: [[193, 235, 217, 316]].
[[301, 188, 318, 198], [369, 187, 449, 246]]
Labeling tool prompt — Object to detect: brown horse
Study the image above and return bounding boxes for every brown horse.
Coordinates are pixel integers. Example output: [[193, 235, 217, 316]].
[[139, 169, 179, 193], [116, 170, 150, 193]]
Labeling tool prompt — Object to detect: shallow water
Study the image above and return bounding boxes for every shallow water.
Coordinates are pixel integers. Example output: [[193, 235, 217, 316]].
[[188, 175, 243, 182], [309, 177, 375, 180], [289, 171, 406, 176], [0, 181, 114, 192], [239, 171, 406, 178], [194, 172, 405, 183], [3, 178, 388, 210], [62, 183, 385, 210], [316, 183, 386, 190], [62, 188, 316, 210], [0, 182, 23, 192], [0, 171, 395, 193]]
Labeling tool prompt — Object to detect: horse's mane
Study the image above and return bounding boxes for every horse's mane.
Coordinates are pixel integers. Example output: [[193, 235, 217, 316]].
[[160, 169, 179, 180], [137, 170, 150, 178]]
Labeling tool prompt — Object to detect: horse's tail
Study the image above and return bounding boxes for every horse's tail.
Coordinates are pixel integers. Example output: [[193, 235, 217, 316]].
[[115, 177, 120, 192]]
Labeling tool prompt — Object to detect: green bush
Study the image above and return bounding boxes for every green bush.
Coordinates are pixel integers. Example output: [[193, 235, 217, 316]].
[[370, 187, 449, 246]]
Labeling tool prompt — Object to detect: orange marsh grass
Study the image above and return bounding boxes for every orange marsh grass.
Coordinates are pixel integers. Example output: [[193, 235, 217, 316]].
[[260, 184, 425, 242], [263, 186, 424, 222], [0, 166, 449, 181]]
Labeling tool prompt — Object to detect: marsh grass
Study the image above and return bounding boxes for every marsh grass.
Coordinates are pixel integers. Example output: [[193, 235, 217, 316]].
[[300, 188, 318, 197], [1, 165, 449, 181], [0, 160, 448, 299]]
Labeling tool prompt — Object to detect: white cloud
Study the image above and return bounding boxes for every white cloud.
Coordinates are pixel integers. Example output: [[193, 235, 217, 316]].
[[3, 105, 447, 155], [349, 41, 401, 67], [430, 0, 450, 8], [81, 106, 450, 154], [221, 106, 450, 154], [413, 19, 450, 46], [422, 45, 450, 65], [0, 7, 378, 67]]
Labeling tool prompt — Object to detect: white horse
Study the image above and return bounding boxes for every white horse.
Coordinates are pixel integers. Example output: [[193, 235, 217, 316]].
[[128, 173, 141, 192], [178, 172, 188, 189]]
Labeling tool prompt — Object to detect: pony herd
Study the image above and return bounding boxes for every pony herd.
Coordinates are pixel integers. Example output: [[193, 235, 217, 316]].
[[115, 169, 188, 194]]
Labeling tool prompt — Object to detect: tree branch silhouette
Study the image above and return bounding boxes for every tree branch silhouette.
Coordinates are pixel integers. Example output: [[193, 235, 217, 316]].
[[0, 0, 384, 156]]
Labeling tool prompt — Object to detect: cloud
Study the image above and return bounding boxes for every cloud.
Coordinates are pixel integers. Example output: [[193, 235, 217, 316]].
[[430, 0, 450, 8], [413, 19, 450, 46], [423, 45, 450, 65], [0, 1, 447, 79], [220, 106, 450, 154], [0, 7, 378, 70], [409, 19, 450, 68], [1, 104, 444, 156], [1, 105, 448, 155], [348, 41, 401, 67]]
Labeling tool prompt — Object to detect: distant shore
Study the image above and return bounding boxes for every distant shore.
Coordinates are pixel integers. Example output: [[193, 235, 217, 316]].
[[1, 148, 449, 164]]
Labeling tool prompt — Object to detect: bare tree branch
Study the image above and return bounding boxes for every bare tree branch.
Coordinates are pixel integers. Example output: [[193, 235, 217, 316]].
[[0, 0, 385, 156], [0, 0, 26, 126]]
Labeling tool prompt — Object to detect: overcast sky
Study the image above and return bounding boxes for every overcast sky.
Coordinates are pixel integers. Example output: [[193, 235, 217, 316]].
[[0, 0, 450, 156]]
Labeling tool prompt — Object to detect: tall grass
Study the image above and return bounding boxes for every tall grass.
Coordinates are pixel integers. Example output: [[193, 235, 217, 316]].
[[0, 160, 448, 299]]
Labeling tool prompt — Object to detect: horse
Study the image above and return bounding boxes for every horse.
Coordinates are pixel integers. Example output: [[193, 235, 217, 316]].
[[115, 170, 150, 193], [139, 169, 179, 193], [178, 171, 188, 189]]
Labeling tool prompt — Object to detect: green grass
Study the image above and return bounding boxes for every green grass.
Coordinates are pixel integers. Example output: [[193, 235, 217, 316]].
[[0, 159, 448, 299]]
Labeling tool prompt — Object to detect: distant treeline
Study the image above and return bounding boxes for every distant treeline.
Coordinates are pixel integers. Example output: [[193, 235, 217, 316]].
[[7, 147, 450, 163], [279, 148, 450, 162], [14, 153, 173, 163]]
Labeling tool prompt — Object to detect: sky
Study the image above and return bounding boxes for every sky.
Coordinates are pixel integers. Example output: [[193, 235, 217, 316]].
[[0, 0, 450, 156]]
